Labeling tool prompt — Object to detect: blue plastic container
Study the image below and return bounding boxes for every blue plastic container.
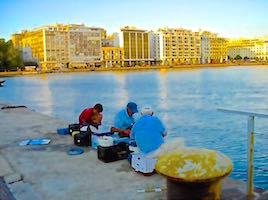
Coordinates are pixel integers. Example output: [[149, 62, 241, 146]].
[[91, 135, 99, 149], [57, 128, 69, 135]]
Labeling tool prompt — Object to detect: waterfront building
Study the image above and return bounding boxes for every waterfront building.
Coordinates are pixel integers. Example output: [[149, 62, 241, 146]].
[[158, 27, 201, 65], [120, 26, 152, 66], [67, 24, 102, 68], [200, 31, 228, 63], [102, 36, 114, 47], [102, 47, 124, 67], [19, 45, 38, 64], [11, 24, 69, 70], [112, 32, 120, 47], [227, 39, 255, 60], [200, 31, 210, 64], [228, 39, 268, 61], [11, 24, 102, 71], [149, 31, 161, 65], [101, 32, 124, 67]]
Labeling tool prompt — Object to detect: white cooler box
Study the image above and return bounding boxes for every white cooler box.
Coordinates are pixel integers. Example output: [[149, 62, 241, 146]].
[[131, 153, 157, 173]]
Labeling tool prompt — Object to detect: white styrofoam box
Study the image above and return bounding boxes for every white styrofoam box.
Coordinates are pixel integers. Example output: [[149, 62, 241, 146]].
[[131, 153, 157, 173]]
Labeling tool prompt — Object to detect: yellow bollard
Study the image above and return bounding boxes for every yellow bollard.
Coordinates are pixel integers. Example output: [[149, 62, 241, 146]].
[[155, 147, 233, 200]]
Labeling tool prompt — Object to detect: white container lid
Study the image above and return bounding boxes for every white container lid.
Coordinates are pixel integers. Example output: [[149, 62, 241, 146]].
[[98, 136, 114, 147]]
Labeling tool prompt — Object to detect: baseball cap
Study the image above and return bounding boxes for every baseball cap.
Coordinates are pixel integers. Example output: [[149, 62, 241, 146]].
[[127, 102, 138, 113]]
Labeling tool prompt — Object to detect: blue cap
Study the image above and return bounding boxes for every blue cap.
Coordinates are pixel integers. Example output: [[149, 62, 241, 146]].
[[127, 102, 138, 113]]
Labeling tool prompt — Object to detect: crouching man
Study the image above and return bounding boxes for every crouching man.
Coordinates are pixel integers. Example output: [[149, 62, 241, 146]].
[[130, 105, 184, 158], [110, 102, 138, 137], [79, 103, 103, 128]]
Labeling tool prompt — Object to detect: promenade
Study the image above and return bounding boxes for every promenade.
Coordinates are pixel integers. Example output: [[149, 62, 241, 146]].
[[0, 101, 267, 200], [1, 62, 268, 78]]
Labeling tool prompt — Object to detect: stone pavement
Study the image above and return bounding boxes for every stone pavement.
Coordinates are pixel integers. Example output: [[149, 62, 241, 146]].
[[0, 101, 267, 200]]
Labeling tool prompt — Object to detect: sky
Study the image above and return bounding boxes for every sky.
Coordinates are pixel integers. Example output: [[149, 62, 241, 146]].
[[0, 0, 268, 40]]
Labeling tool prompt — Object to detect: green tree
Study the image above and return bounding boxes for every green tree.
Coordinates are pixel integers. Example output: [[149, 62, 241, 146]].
[[0, 39, 23, 71], [234, 55, 242, 60]]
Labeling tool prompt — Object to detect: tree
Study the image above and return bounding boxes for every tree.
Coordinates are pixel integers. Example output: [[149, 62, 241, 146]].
[[0, 39, 23, 71], [244, 56, 249, 61], [234, 55, 242, 60]]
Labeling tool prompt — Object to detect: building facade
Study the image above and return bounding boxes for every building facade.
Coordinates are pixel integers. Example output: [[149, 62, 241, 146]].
[[227, 39, 268, 61], [200, 31, 210, 64], [111, 32, 120, 47], [210, 34, 228, 63], [120, 26, 152, 66], [102, 47, 124, 67], [149, 31, 161, 65], [159, 27, 201, 65], [200, 31, 228, 63], [68, 24, 102, 68], [19, 45, 38, 64], [11, 24, 102, 71]]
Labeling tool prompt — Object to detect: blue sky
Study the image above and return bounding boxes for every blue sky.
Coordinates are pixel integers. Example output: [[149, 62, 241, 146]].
[[1, 0, 268, 40]]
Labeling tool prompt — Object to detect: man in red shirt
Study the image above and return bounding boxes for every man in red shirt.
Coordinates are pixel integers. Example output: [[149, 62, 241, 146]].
[[79, 104, 103, 128]]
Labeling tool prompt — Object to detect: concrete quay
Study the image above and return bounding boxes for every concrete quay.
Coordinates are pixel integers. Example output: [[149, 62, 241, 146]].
[[0, 101, 267, 200]]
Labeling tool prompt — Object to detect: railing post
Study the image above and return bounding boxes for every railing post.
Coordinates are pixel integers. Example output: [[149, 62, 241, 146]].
[[247, 116, 254, 196]]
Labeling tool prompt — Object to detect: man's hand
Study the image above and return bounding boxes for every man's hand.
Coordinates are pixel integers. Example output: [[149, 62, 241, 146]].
[[110, 127, 117, 133], [123, 129, 131, 135], [110, 127, 131, 136]]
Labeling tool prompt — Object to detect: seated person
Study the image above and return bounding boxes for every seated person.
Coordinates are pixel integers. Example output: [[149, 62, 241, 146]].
[[130, 105, 184, 158], [110, 102, 138, 137], [79, 103, 103, 128]]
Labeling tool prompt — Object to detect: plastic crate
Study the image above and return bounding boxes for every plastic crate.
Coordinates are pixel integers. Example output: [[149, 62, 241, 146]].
[[97, 143, 129, 163], [131, 153, 157, 173]]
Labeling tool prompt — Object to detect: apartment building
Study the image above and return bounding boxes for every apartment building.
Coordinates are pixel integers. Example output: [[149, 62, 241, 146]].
[[158, 27, 201, 65], [200, 31, 228, 63], [120, 26, 152, 66], [112, 33, 120, 47], [149, 31, 161, 65], [11, 24, 102, 71], [19, 46, 38, 63], [102, 47, 124, 67], [67, 24, 102, 68], [228, 39, 268, 61]]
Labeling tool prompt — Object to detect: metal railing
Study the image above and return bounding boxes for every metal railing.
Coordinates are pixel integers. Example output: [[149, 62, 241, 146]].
[[218, 108, 268, 196]]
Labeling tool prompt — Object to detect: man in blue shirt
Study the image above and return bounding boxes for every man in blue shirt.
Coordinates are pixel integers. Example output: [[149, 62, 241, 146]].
[[130, 105, 167, 155], [110, 102, 138, 137]]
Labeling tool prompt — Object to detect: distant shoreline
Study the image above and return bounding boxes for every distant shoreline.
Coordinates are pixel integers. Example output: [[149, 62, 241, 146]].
[[1, 62, 268, 77]]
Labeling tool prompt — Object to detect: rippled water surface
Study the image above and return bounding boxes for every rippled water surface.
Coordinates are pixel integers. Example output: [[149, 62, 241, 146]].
[[1, 66, 268, 189]]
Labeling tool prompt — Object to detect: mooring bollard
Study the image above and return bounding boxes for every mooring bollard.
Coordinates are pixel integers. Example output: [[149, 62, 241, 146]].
[[155, 147, 233, 200]]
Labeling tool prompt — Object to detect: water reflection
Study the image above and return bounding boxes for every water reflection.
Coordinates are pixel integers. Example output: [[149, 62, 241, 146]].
[[113, 72, 129, 109], [157, 70, 168, 124], [29, 74, 53, 116]]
